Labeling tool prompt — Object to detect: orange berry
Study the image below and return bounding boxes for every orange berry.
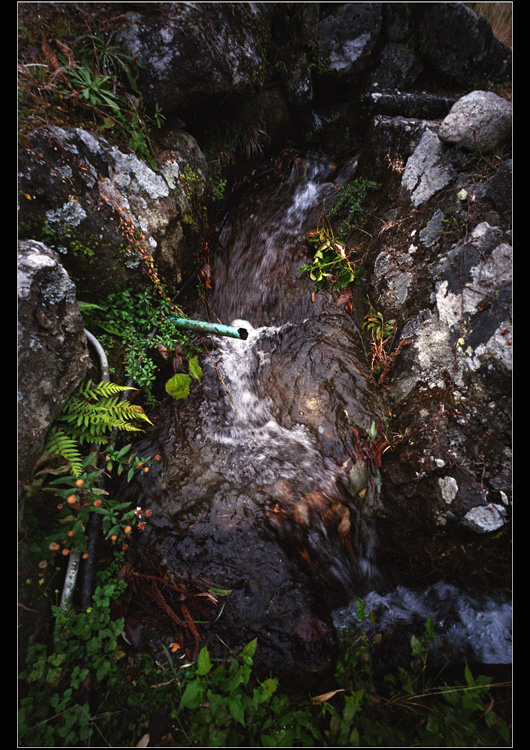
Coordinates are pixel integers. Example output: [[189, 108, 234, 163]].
[[75, 479, 84, 487], [124, 526, 132, 534], [62, 548, 70, 555], [145, 509, 152, 517], [67, 530, 74, 537], [111, 535, 117, 541], [93, 499, 102, 507], [143, 467, 149, 472], [67, 495, 77, 505]]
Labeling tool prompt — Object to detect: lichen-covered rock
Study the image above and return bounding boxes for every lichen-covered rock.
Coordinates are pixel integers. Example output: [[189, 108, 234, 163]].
[[18, 240, 90, 481], [18, 126, 210, 300], [401, 127, 457, 207], [438, 90, 512, 151], [350, 105, 511, 588], [117, 3, 270, 120], [318, 3, 382, 85]]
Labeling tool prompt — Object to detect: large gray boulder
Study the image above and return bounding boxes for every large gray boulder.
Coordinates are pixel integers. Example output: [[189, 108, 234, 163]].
[[351, 106, 511, 584], [117, 3, 270, 119], [18, 126, 210, 301], [18, 240, 90, 482], [438, 90, 512, 151]]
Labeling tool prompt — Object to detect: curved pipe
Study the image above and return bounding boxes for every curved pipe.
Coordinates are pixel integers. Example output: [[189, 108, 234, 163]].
[[60, 329, 109, 610], [170, 317, 249, 340]]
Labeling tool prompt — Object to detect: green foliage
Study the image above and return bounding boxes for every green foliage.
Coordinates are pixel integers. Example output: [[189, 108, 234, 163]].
[[362, 310, 394, 342], [18, 583, 511, 748], [300, 203, 362, 291], [83, 287, 199, 406], [172, 639, 322, 747], [328, 178, 381, 241], [25, 445, 156, 558], [165, 355, 203, 401], [49, 379, 151, 455], [42, 427, 84, 478], [18, 20, 164, 170], [18, 557, 128, 747], [67, 63, 121, 109]]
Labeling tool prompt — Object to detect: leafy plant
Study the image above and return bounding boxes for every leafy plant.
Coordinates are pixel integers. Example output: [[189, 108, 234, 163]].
[[67, 63, 120, 109], [74, 27, 139, 90], [362, 310, 394, 342], [165, 355, 203, 401], [300, 202, 362, 291], [328, 178, 381, 241], [19, 25, 164, 169], [362, 307, 411, 385], [18, 557, 129, 747], [25, 444, 156, 559], [83, 287, 198, 406], [172, 639, 323, 747], [51, 378, 151, 446]]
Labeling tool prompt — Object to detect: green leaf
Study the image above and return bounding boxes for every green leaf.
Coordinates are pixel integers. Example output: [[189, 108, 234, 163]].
[[206, 584, 233, 597], [197, 646, 213, 676], [165, 373, 191, 400], [188, 355, 203, 382], [179, 678, 203, 712], [229, 695, 245, 726]]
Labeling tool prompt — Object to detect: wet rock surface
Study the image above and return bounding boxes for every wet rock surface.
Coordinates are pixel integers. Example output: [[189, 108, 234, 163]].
[[117, 163, 388, 682]]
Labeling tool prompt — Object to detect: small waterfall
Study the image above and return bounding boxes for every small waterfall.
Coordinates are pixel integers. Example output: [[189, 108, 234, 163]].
[[131, 150, 511, 670]]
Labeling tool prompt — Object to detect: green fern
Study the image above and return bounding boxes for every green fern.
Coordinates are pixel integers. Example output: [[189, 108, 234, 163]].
[[54, 380, 152, 446], [43, 426, 85, 477], [41, 380, 152, 476]]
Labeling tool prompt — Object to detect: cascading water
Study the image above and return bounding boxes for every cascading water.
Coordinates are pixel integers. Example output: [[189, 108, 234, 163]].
[[127, 153, 511, 675]]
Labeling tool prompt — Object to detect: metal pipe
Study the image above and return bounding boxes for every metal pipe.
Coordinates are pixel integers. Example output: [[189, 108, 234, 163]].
[[60, 329, 109, 611], [170, 317, 249, 340]]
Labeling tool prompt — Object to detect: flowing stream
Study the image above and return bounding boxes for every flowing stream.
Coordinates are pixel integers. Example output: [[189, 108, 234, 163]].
[[130, 153, 511, 673]]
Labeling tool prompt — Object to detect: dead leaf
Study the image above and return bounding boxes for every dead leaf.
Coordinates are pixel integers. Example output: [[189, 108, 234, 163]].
[[199, 263, 212, 290], [336, 287, 352, 307], [295, 616, 331, 642], [157, 342, 170, 359], [312, 689, 345, 703], [135, 733, 150, 747], [122, 617, 142, 648]]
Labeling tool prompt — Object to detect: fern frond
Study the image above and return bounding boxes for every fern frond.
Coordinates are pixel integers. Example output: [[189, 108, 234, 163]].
[[43, 427, 84, 477], [75, 379, 134, 400], [54, 379, 153, 446]]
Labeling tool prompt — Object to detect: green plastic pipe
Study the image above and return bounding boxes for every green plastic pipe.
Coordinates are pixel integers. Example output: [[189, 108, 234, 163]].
[[170, 317, 249, 340]]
